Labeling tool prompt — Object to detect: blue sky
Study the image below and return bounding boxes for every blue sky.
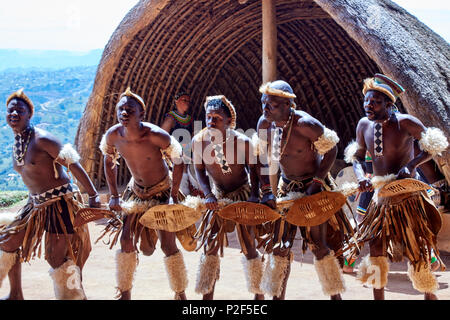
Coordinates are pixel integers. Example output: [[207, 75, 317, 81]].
[[0, 0, 448, 51]]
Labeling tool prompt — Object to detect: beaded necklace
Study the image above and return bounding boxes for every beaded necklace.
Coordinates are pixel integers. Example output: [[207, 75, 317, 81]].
[[271, 108, 294, 161], [169, 110, 192, 125], [13, 126, 34, 166]]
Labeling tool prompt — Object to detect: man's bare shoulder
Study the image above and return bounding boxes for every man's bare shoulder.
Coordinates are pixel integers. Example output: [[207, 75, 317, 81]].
[[233, 130, 250, 143], [33, 127, 61, 147], [105, 124, 122, 137], [395, 113, 426, 138], [232, 130, 252, 151], [142, 122, 166, 135], [32, 127, 63, 157], [257, 115, 271, 130], [295, 110, 322, 130], [396, 113, 423, 127], [142, 122, 171, 147], [356, 117, 371, 129], [192, 130, 203, 143], [193, 128, 212, 144]]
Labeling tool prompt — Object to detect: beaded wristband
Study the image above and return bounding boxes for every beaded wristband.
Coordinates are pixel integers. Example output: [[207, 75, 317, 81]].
[[261, 193, 276, 203], [261, 184, 272, 195], [205, 192, 215, 199]]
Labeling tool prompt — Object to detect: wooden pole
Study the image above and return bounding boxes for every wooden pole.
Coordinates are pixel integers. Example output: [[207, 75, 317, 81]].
[[262, 0, 277, 82], [262, 0, 279, 193]]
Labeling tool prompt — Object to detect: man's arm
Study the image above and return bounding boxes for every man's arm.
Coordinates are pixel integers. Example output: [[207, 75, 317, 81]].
[[351, 120, 372, 192], [248, 124, 276, 208], [39, 134, 100, 207], [299, 118, 338, 195], [152, 128, 185, 202], [255, 116, 274, 191], [101, 131, 121, 210], [301, 118, 338, 180], [244, 139, 260, 202], [398, 116, 433, 179], [160, 114, 175, 134], [192, 136, 218, 210]]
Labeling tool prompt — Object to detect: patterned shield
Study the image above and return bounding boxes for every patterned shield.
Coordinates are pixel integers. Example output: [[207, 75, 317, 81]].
[[140, 204, 202, 232], [378, 178, 436, 198], [218, 202, 281, 225], [285, 191, 347, 227], [73, 207, 117, 228]]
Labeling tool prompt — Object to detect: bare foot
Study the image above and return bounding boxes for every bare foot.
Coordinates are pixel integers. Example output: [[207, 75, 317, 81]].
[[203, 291, 214, 300], [202, 283, 216, 300], [254, 293, 265, 300], [373, 288, 385, 300], [431, 259, 441, 272], [425, 292, 438, 300], [1, 293, 24, 300], [117, 290, 131, 300], [331, 294, 342, 300], [174, 291, 187, 300], [343, 265, 354, 273]]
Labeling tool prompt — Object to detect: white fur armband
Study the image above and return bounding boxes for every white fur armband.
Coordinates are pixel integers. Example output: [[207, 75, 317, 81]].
[[53, 144, 81, 179], [313, 128, 340, 155], [251, 133, 268, 157], [418, 127, 449, 157], [161, 136, 183, 164], [371, 174, 397, 189], [99, 134, 120, 169], [57, 144, 80, 165], [344, 141, 359, 164]]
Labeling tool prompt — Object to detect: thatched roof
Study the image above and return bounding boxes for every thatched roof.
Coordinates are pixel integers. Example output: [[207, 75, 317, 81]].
[[75, 0, 450, 188]]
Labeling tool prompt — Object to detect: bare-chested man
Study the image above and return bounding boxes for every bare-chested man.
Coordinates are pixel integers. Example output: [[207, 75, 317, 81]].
[[0, 89, 100, 300], [346, 74, 448, 300], [255, 80, 353, 300], [192, 95, 275, 300], [100, 88, 189, 300]]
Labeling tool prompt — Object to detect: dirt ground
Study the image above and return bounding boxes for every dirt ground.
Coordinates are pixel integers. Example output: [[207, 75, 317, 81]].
[[1, 200, 449, 300]]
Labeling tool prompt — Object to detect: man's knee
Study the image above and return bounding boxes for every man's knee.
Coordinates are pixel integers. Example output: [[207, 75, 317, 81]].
[[273, 247, 291, 258], [160, 239, 178, 256], [0, 233, 24, 253], [369, 240, 385, 257], [45, 250, 67, 269], [244, 247, 259, 260], [120, 237, 135, 253], [311, 243, 330, 260]]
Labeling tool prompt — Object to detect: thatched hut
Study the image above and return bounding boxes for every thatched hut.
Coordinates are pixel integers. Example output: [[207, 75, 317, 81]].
[[75, 0, 450, 189]]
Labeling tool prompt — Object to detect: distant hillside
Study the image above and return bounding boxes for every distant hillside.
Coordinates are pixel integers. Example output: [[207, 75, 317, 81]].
[[0, 65, 97, 191], [0, 49, 102, 71]]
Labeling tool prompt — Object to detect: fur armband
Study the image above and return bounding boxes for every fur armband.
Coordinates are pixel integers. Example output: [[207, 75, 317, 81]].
[[344, 141, 360, 164], [161, 136, 183, 165], [371, 174, 397, 189], [251, 133, 268, 157], [418, 127, 448, 157], [99, 134, 120, 169], [53, 144, 81, 179], [57, 144, 80, 165], [313, 128, 340, 155]]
